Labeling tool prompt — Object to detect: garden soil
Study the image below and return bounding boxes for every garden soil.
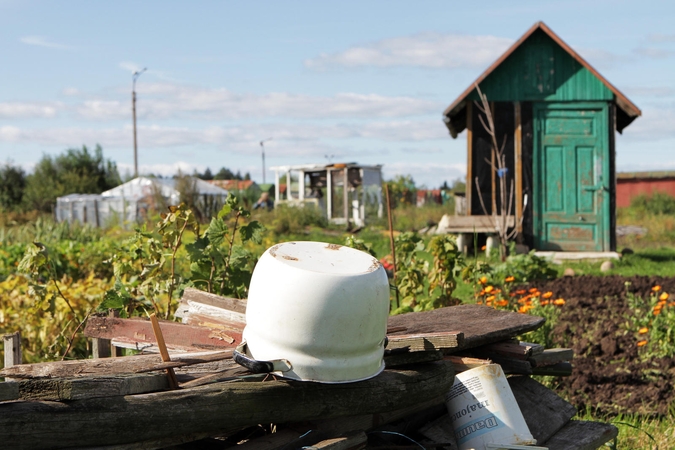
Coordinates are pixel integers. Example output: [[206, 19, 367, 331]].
[[522, 275, 675, 416]]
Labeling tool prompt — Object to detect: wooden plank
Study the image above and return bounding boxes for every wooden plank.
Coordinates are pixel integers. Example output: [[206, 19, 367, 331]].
[[83, 316, 242, 352], [0, 350, 233, 379], [387, 305, 545, 351], [478, 339, 544, 360], [180, 288, 247, 315], [149, 314, 179, 389], [3, 332, 22, 368], [311, 431, 368, 449], [384, 350, 442, 368], [0, 383, 19, 402], [531, 361, 573, 377], [542, 420, 618, 450], [92, 338, 112, 359], [386, 331, 464, 352], [0, 361, 455, 450], [444, 355, 491, 373], [17, 373, 170, 401], [528, 348, 574, 367], [509, 375, 577, 444]]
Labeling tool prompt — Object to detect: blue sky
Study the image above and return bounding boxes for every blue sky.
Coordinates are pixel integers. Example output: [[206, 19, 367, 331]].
[[1, 1, 674, 187]]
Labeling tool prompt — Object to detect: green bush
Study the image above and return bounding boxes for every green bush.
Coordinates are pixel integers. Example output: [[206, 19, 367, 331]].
[[630, 192, 675, 215]]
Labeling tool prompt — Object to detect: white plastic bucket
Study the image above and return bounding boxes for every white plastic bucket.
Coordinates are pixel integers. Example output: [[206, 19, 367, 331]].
[[445, 364, 536, 450]]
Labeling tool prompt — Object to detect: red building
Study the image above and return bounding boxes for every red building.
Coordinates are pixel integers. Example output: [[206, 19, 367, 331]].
[[616, 171, 675, 208]]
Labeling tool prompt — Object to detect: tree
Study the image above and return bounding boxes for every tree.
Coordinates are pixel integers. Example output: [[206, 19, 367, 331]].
[[0, 162, 26, 211], [24, 145, 121, 212], [214, 167, 236, 180]]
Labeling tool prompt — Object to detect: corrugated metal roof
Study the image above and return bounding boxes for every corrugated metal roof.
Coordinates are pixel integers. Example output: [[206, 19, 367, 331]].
[[443, 22, 641, 137]]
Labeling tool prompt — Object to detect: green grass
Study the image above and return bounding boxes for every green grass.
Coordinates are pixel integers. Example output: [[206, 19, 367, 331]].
[[553, 247, 675, 277]]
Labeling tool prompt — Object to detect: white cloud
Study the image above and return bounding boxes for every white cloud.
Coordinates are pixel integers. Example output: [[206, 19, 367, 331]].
[[75, 82, 442, 121], [62, 87, 80, 96], [305, 32, 514, 70], [0, 102, 60, 119], [623, 106, 675, 141], [20, 36, 71, 50]]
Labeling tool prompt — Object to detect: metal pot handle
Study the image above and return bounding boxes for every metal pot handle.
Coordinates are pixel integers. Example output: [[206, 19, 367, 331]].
[[233, 341, 292, 374]]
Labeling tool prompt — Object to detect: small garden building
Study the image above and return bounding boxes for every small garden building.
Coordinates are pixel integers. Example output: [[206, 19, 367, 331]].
[[443, 22, 641, 252]]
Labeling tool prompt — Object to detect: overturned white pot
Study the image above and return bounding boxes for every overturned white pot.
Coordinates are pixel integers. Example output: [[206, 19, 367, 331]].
[[239, 241, 390, 383]]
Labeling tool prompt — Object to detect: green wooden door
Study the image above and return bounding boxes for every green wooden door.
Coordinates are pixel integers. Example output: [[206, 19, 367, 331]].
[[533, 103, 610, 251]]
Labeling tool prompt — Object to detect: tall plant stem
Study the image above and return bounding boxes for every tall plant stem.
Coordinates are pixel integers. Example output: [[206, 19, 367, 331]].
[[166, 219, 189, 319]]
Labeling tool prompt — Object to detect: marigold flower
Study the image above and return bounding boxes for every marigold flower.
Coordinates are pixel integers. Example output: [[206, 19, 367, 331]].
[[484, 286, 494, 293], [496, 300, 509, 307], [505, 276, 515, 283], [477, 301, 483, 305], [659, 292, 669, 301], [478, 290, 486, 296], [540, 300, 550, 306], [509, 292, 516, 297], [638, 327, 649, 334], [518, 305, 532, 314], [486, 295, 496, 302], [652, 285, 661, 292], [479, 276, 488, 285], [653, 309, 662, 316], [637, 340, 648, 347], [516, 289, 526, 295], [481, 245, 487, 251], [542, 291, 554, 299], [553, 298, 566, 306], [529, 288, 538, 293]]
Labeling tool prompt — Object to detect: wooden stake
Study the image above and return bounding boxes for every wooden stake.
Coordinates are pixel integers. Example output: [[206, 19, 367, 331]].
[[384, 184, 400, 309], [149, 314, 179, 390]]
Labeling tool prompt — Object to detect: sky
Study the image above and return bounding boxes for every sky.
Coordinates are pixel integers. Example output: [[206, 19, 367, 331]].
[[1, 0, 674, 188]]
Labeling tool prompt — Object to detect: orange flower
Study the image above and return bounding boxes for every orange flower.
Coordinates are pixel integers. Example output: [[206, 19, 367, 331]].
[[638, 327, 649, 334], [542, 291, 554, 299], [481, 245, 487, 251], [540, 300, 550, 306], [532, 291, 541, 298], [484, 286, 494, 293], [518, 305, 533, 314], [659, 292, 669, 301], [478, 290, 486, 296], [516, 289, 527, 295], [637, 340, 648, 347], [486, 295, 496, 302], [496, 300, 509, 307], [553, 298, 566, 306], [528, 288, 538, 293], [653, 308, 662, 316], [509, 292, 516, 297], [479, 276, 488, 285], [652, 285, 661, 292], [505, 276, 515, 283], [477, 301, 483, 305]]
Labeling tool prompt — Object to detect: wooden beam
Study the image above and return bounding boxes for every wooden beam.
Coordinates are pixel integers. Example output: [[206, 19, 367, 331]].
[[0, 350, 234, 379], [0, 383, 19, 402], [3, 332, 22, 368], [478, 339, 544, 360], [514, 101, 523, 234], [528, 348, 574, 367], [490, 101, 497, 216], [384, 350, 442, 368], [386, 331, 463, 352], [149, 314, 179, 390], [83, 316, 242, 352], [542, 420, 618, 450], [466, 101, 473, 215], [17, 373, 170, 401], [509, 375, 577, 444], [0, 361, 455, 450], [387, 304, 544, 351]]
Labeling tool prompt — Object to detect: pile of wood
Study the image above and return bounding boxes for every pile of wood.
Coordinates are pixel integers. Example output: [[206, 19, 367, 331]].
[[0, 289, 617, 450]]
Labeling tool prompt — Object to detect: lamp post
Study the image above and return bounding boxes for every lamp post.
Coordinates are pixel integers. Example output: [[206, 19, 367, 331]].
[[132, 68, 147, 178], [260, 137, 272, 184]]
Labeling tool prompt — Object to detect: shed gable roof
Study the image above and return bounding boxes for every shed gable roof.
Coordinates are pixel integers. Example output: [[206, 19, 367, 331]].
[[443, 22, 641, 137]]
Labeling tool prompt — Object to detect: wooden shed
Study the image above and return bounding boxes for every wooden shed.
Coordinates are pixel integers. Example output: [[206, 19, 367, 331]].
[[443, 22, 641, 252]]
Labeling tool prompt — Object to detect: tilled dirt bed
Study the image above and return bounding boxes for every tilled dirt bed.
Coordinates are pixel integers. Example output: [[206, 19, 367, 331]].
[[522, 275, 675, 415]]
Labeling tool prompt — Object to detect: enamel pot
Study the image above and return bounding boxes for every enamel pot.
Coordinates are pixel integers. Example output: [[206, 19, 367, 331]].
[[236, 241, 390, 383]]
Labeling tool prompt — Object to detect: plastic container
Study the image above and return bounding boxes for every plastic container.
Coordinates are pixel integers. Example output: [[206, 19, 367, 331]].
[[240, 241, 390, 383], [445, 364, 536, 450]]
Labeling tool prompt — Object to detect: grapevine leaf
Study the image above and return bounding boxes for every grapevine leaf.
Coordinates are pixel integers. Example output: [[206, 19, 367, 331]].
[[239, 221, 265, 244]]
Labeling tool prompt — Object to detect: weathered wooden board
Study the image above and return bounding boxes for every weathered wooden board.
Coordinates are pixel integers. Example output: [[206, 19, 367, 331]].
[[386, 331, 464, 351], [528, 348, 574, 367], [84, 316, 242, 352], [181, 287, 247, 314], [479, 339, 544, 360], [387, 305, 544, 351], [542, 420, 618, 450], [311, 431, 368, 450], [18, 373, 170, 401], [530, 361, 573, 377], [509, 375, 577, 444], [0, 361, 454, 450], [0, 350, 233, 379], [0, 382, 19, 402], [175, 288, 247, 331], [444, 355, 491, 373], [384, 350, 443, 368]]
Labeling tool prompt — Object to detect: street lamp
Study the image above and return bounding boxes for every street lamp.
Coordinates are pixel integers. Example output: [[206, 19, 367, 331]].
[[132, 68, 147, 178], [260, 137, 272, 184]]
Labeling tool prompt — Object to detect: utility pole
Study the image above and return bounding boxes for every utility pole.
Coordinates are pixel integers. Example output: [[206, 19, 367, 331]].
[[260, 137, 272, 184], [132, 68, 147, 178]]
